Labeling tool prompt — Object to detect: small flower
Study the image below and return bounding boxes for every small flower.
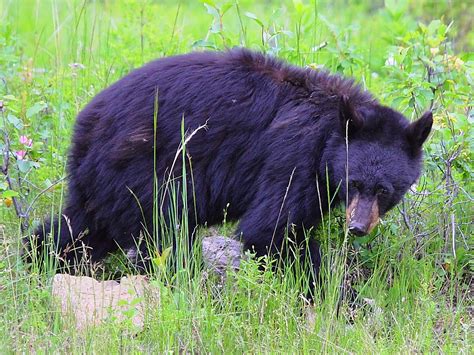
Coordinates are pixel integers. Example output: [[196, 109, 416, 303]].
[[68, 62, 85, 70], [446, 55, 464, 71], [19, 135, 33, 147], [16, 150, 27, 160], [453, 57, 464, 70], [69, 63, 86, 78], [4, 197, 13, 208], [385, 55, 397, 67]]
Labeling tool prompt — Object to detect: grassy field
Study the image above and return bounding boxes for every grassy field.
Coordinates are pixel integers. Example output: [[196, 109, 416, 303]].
[[1, 0, 473, 352]]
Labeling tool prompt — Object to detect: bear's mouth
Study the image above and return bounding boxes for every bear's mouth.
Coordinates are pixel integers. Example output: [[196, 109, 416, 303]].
[[346, 194, 379, 236]]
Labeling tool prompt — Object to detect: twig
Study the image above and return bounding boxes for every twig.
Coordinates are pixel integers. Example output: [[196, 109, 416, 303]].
[[22, 176, 67, 218], [1, 108, 27, 231], [398, 198, 413, 232]]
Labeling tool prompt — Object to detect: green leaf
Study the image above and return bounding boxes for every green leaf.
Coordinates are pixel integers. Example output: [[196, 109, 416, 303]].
[[221, 2, 233, 15], [26, 101, 47, 119], [191, 40, 217, 50], [17, 159, 33, 173], [385, 0, 408, 18], [2, 94, 17, 101], [203, 3, 219, 18], [245, 12, 264, 27], [7, 114, 23, 129], [201, 0, 216, 7], [210, 22, 221, 34], [293, 0, 304, 14], [152, 246, 172, 270], [2, 190, 19, 198]]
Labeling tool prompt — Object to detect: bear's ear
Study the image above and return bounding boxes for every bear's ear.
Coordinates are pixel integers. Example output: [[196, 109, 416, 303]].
[[406, 111, 433, 149], [339, 95, 363, 136]]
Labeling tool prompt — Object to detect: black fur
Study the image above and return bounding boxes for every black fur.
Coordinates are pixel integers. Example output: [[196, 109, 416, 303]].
[[31, 49, 431, 283]]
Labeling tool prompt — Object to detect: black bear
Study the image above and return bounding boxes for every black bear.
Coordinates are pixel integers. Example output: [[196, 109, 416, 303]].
[[31, 49, 432, 281]]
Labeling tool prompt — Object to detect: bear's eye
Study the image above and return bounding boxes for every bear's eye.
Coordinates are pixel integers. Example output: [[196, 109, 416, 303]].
[[376, 186, 389, 195], [350, 180, 362, 190]]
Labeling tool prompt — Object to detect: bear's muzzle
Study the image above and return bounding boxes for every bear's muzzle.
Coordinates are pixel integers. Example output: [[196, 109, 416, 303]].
[[346, 194, 380, 236]]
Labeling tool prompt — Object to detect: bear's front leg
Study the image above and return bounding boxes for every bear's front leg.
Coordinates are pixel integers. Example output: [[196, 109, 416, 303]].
[[237, 202, 321, 298]]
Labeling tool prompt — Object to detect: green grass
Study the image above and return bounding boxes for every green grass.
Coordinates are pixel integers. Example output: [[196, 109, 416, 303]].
[[1, 0, 472, 353]]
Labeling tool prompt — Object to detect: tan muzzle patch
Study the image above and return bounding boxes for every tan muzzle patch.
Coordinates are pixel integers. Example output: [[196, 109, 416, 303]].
[[346, 194, 380, 235], [367, 200, 380, 233]]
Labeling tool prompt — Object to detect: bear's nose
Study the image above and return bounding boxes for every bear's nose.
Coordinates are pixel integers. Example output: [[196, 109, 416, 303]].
[[348, 222, 368, 237]]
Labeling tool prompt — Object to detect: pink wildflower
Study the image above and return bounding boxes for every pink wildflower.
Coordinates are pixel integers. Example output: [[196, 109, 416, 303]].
[[19, 135, 33, 147], [16, 150, 27, 160]]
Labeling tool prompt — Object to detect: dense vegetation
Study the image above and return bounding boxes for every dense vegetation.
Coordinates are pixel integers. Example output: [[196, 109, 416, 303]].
[[1, 0, 472, 352]]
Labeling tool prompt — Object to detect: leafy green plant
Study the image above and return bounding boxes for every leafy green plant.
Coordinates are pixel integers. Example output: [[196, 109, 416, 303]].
[[383, 18, 473, 277]]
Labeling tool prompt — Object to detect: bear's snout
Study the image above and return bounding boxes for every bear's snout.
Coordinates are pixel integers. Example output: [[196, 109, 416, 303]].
[[348, 222, 367, 237], [346, 194, 380, 236]]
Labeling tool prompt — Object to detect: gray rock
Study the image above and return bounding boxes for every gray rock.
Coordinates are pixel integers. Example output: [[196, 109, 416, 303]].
[[202, 235, 242, 275]]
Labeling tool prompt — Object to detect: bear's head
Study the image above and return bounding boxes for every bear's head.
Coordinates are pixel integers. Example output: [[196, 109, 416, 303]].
[[328, 96, 433, 236]]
